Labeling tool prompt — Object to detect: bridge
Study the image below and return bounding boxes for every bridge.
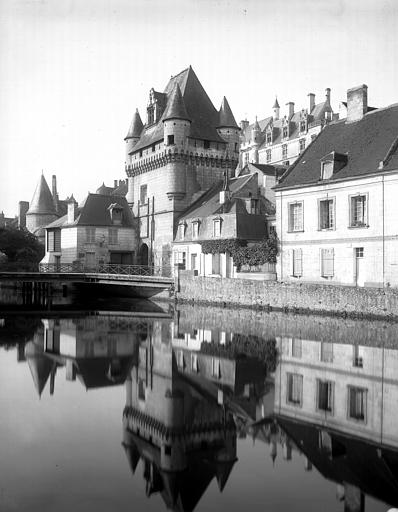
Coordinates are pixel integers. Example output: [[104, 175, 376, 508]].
[[0, 263, 175, 299]]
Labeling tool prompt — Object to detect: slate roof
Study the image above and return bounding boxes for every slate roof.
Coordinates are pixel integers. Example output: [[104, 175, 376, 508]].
[[218, 96, 239, 128], [27, 174, 57, 215], [124, 109, 144, 140], [25, 341, 53, 397], [45, 193, 135, 228], [162, 83, 190, 122], [241, 162, 286, 177], [76, 356, 134, 389], [130, 66, 227, 153], [275, 103, 398, 190]]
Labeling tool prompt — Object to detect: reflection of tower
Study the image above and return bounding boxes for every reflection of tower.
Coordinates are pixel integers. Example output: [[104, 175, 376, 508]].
[[122, 324, 238, 511], [25, 339, 54, 397]]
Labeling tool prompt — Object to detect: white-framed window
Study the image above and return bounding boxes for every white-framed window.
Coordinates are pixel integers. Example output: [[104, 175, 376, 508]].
[[320, 342, 333, 363], [191, 353, 199, 372], [213, 218, 221, 237], [317, 379, 334, 413], [320, 248, 334, 277], [319, 198, 335, 230], [283, 126, 288, 139], [355, 247, 364, 258], [292, 249, 303, 277], [266, 149, 272, 163], [211, 357, 221, 378], [321, 161, 333, 180], [288, 202, 304, 232], [266, 131, 272, 144], [353, 344, 363, 368], [192, 221, 199, 239], [299, 138, 305, 153], [348, 386, 367, 422], [350, 194, 368, 227], [178, 223, 185, 240], [175, 251, 186, 269], [86, 227, 96, 243], [212, 253, 220, 274], [282, 144, 288, 159], [108, 228, 118, 245], [287, 373, 303, 407]]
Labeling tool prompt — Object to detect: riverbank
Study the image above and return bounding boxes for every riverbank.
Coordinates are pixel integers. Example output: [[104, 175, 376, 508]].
[[175, 271, 398, 320]]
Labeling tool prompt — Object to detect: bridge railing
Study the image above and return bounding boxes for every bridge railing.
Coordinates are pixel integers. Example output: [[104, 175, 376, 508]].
[[39, 263, 173, 278]]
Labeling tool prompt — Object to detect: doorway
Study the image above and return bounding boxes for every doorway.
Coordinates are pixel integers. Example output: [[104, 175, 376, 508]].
[[355, 247, 365, 286], [139, 244, 149, 266]]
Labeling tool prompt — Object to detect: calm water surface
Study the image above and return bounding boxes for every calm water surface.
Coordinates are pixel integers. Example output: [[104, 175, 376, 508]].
[[0, 286, 397, 512]]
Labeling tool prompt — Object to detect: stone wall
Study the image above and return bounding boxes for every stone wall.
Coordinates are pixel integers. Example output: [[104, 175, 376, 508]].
[[176, 272, 398, 319]]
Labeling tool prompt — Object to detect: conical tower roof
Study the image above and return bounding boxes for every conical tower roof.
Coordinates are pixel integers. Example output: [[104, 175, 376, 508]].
[[273, 97, 280, 109], [218, 96, 238, 128], [27, 174, 57, 215], [162, 83, 190, 122], [253, 116, 261, 131], [124, 109, 144, 140]]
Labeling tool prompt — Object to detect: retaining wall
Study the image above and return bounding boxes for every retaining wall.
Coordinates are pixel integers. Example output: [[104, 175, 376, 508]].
[[176, 272, 398, 318]]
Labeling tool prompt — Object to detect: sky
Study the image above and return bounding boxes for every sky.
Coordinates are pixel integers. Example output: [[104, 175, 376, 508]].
[[0, 0, 397, 217]]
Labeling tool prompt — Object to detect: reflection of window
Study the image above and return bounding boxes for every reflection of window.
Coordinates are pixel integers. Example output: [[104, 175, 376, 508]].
[[191, 353, 198, 372], [287, 373, 303, 406], [353, 345, 363, 368], [320, 342, 333, 362], [348, 386, 367, 421], [86, 227, 96, 243], [212, 358, 221, 378], [350, 195, 367, 227], [175, 251, 186, 269], [288, 202, 303, 232], [317, 380, 334, 413], [138, 379, 145, 400], [321, 248, 334, 277], [291, 338, 302, 358], [319, 198, 335, 229]]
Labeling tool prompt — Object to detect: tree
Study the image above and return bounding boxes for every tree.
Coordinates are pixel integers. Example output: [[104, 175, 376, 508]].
[[0, 227, 44, 269]]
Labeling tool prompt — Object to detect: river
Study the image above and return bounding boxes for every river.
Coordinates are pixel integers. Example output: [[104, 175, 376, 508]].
[[0, 284, 397, 512]]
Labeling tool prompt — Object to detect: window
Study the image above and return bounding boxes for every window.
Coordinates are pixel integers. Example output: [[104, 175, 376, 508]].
[[108, 228, 118, 245], [266, 149, 272, 163], [47, 229, 61, 252], [140, 184, 148, 204], [175, 251, 186, 269], [178, 223, 185, 240], [287, 373, 303, 406], [152, 144, 156, 152], [266, 132, 272, 144], [350, 195, 367, 227], [191, 253, 198, 271], [282, 144, 288, 159], [299, 138, 306, 153], [177, 350, 184, 369], [292, 338, 302, 358], [292, 249, 303, 277], [212, 358, 221, 378], [191, 353, 198, 372], [319, 198, 335, 230], [147, 106, 154, 125], [300, 120, 306, 132], [192, 221, 199, 239], [355, 247, 364, 258], [317, 380, 334, 413], [86, 227, 96, 243], [288, 202, 303, 232], [167, 134, 174, 145], [283, 126, 288, 139], [321, 248, 334, 277], [213, 219, 221, 237], [348, 386, 367, 421], [320, 342, 333, 363], [138, 379, 145, 400], [321, 161, 333, 180], [203, 140, 210, 149]]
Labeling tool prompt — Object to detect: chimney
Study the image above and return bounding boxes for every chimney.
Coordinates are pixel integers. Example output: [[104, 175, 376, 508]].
[[67, 196, 78, 224], [114, 179, 118, 188], [18, 201, 29, 229], [0, 211, 4, 228], [325, 88, 331, 105], [286, 102, 294, 118], [347, 84, 368, 122], [308, 93, 315, 113], [52, 175, 57, 198]]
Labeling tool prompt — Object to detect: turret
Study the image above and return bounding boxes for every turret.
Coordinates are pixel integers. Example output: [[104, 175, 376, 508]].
[[273, 97, 280, 120], [124, 109, 144, 164], [217, 96, 240, 155], [250, 117, 261, 164], [162, 84, 191, 200], [26, 174, 58, 243]]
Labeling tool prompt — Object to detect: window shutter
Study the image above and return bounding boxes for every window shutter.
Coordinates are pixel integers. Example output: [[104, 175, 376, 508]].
[[289, 250, 294, 276]]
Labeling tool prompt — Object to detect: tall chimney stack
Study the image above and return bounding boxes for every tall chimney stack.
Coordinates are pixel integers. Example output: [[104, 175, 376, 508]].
[[325, 88, 331, 105], [67, 196, 78, 224], [347, 84, 368, 122], [308, 93, 315, 113], [286, 102, 295, 118]]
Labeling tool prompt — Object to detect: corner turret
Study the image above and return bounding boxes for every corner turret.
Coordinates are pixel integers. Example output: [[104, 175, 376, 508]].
[[217, 96, 240, 156], [125, 109, 144, 164], [273, 97, 280, 120]]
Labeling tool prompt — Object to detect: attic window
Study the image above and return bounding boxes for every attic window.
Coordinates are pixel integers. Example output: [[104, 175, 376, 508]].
[[321, 161, 333, 180], [266, 132, 272, 144], [203, 140, 210, 149], [178, 222, 186, 240], [300, 120, 306, 132], [283, 126, 288, 139], [213, 218, 222, 237], [191, 220, 200, 239]]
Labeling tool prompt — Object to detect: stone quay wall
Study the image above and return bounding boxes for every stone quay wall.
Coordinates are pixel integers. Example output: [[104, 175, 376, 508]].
[[175, 271, 398, 319]]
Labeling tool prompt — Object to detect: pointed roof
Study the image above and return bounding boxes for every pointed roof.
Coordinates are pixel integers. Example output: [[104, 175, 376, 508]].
[[25, 341, 53, 397], [218, 96, 238, 129], [124, 109, 144, 140], [162, 83, 190, 122], [27, 174, 57, 215], [273, 97, 280, 109], [253, 116, 261, 132]]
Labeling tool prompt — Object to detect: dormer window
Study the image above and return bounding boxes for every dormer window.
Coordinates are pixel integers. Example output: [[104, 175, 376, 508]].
[[266, 131, 272, 144], [321, 161, 333, 180], [178, 222, 186, 240], [147, 106, 155, 125], [300, 119, 306, 133], [320, 152, 348, 180], [213, 217, 222, 237], [107, 203, 123, 225], [191, 220, 200, 239], [283, 126, 288, 139]]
